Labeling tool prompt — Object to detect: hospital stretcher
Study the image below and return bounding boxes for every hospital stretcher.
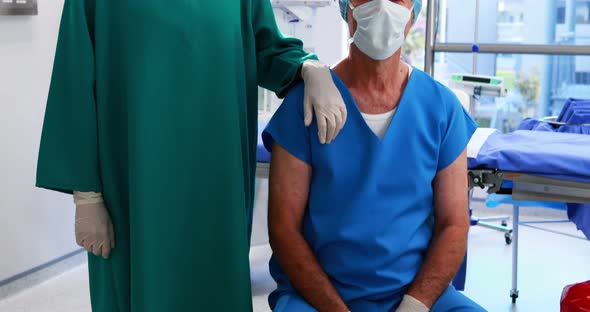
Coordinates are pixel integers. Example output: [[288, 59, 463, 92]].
[[465, 170, 590, 303], [256, 122, 590, 303], [466, 128, 590, 303]]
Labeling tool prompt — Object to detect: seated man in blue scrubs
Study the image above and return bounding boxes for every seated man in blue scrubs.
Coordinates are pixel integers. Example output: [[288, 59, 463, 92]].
[[262, 0, 485, 311]]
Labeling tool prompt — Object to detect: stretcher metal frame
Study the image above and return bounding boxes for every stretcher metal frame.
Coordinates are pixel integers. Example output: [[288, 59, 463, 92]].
[[468, 169, 590, 303]]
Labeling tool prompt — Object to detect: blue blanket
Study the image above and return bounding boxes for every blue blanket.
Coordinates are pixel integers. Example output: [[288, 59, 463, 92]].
[[468, 130, 590, 183], [471, 120, 590, 240], [557, 98, 590, 123]]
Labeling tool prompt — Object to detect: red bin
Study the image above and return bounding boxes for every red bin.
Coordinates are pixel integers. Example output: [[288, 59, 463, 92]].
[[561, 281, 590, 312]]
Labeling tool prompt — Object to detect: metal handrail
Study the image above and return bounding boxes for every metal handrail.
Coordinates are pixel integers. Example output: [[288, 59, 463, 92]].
[[433, 43, 590, 55], [423, 0, 590, 74]]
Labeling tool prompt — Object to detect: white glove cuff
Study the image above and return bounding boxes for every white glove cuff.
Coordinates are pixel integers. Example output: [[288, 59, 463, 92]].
[[301, 59, 328, 80], [73, 191, 104, 206], [397, 295, 430, 312]]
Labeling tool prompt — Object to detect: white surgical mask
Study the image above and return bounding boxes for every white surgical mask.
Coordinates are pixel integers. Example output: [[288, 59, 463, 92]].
[[350, 0, 412, 61]]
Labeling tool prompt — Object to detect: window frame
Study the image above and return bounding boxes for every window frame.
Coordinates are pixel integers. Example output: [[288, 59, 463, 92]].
[[423, 0, 590, 116]]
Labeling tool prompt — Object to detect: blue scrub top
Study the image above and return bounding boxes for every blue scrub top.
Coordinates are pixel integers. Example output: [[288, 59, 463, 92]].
[[263, 68, 478, 307]]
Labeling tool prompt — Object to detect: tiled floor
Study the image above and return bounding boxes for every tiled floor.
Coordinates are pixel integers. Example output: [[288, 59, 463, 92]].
[[1, 207, 589, 312], [0, 262, 90, 312], [462, 220, 590, 311]]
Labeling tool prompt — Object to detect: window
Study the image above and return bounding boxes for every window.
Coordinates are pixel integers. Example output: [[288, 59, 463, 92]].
[[577, 3, 590, 24], [576, 72, 590, 84], [439, 0, 590, 45], [557, 1, 590, 25], [430, 0, 590, 132], [558, 5, 566, 24], [434, 52, 590, 132], [401, 1, 428, 70]]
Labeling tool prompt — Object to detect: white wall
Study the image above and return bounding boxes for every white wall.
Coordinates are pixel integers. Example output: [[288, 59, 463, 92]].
[[0, 0, 79, 282], [313, 6, 347, 66], [274, 5, 347, 66]]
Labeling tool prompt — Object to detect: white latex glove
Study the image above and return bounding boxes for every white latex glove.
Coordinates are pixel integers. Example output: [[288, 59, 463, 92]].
[[74, 192, 115, 259], [395, 295, 430, 312], [301, 60, 347, 144]]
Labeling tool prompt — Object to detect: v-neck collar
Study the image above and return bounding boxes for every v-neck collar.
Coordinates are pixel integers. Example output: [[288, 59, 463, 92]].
[[331, 66, 416, 143]]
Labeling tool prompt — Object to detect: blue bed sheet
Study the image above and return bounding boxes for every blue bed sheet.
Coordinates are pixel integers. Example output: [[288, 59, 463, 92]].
[[467, 130, 590, 183], [470, 123, 590, 240], [518, 118, 590, 135], [568, 203, 590, 240], [557, 98, 590, 122]]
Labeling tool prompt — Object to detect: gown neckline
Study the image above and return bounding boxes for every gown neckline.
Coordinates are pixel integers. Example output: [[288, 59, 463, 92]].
[[330, 66, 417, 143]]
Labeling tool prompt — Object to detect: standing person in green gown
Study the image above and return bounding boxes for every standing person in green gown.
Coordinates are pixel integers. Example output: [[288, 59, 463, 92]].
[[36, 1, 347, 311]]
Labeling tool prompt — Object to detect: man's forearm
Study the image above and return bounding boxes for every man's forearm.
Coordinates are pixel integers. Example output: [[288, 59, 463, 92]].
[[271, 230, 349, 312], [407, 225, 468, 308]]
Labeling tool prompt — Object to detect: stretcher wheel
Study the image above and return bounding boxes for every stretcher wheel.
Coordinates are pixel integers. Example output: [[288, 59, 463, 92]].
[[505, 232, 512, 245]]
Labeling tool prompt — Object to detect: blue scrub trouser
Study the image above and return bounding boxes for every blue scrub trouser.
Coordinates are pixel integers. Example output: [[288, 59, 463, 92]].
[[273, 286, 486, 312]]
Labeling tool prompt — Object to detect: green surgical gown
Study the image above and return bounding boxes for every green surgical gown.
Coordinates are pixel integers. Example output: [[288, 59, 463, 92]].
[[36, 1, 315, 311]]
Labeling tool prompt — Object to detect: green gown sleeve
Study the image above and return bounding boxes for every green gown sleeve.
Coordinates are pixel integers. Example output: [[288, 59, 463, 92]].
[[252, 0, 318, 98], [36, 0, 101, 194]]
